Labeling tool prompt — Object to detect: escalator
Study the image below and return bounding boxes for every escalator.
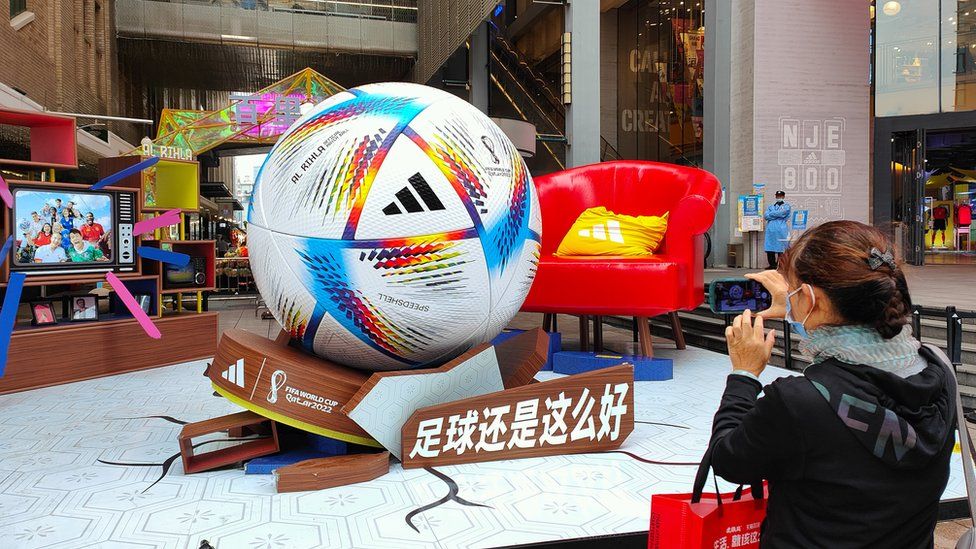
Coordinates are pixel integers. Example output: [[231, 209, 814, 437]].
[[487, 24, 621, 173]]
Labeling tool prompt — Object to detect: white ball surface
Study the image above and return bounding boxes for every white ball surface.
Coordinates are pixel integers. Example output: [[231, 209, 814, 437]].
[[248, 83, 541, 371]]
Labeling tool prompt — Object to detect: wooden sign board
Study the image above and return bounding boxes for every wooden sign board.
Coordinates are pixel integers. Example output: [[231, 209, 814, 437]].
[[400, 364, 634, 469], [210, 329, 376, 447]]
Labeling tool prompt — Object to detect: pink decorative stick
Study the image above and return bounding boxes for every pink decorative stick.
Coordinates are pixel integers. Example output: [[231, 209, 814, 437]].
[[133, 208, 181, 237], [0, 172, 13, 208], [106, 272, 161, 339]]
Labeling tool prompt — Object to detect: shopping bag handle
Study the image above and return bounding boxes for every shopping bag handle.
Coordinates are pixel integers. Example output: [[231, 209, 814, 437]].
[[692, 437, 765, 504]]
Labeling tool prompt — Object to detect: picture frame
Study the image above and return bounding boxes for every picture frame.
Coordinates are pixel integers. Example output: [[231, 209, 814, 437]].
[[134, 294, 152, 314], [30, 300, 58, 326], [65, 295, 100, 322]]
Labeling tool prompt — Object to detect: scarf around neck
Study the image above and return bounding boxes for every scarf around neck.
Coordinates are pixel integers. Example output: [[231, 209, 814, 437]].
[[798, 324, 927, 378]]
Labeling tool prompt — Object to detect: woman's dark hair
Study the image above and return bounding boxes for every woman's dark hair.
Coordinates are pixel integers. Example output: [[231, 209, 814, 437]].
[[69, 229, 82, 236], [42, 224, 51, 234], [779, 220, 912, 339]]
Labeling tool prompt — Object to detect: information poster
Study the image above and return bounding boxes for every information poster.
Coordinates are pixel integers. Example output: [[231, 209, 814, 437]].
[[792, 210, 809, 231], [738, 195, 763, 232]]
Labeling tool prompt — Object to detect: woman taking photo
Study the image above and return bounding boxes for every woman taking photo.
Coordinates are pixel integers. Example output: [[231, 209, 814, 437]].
[[712, 220, 954, 547]]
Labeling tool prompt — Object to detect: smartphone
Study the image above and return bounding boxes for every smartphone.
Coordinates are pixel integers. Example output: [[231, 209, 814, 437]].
[[708, 278, 772, 314]]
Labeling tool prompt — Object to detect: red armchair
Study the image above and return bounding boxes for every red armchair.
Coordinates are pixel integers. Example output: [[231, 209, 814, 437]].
[[521, 160, 721, 356]]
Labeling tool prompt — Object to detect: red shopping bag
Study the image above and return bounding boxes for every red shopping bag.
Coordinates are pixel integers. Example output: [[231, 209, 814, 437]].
[[648, 447, 767, 549]]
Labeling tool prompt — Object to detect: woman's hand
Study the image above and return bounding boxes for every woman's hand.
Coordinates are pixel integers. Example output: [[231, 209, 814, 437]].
[[745, 270, 789, 320], [725, 309, 776, 377]]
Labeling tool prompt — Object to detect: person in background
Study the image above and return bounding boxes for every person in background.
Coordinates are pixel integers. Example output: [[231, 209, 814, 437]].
[[34, 223, 53, 246], [711, 220, 953, 547], [53, 222, 70, 252], [216, 234, 229, 257], [79, 212, 105, 245], [33, 233, 67, 263], [53, 198, 63, 215], [763, 190, 791, 269], [67, 229, 108, 262], [26, 211, 45, 244], [59, 207, 75, 233]]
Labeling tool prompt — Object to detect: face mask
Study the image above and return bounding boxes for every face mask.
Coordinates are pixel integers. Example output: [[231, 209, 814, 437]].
[[785, 284, 815, 339]]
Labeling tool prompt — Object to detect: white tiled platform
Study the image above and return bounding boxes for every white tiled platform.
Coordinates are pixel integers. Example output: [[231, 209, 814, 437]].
[[0, 347, 965, 549]]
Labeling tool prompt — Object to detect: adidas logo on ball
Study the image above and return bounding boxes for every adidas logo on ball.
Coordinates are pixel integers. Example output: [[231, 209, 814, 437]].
[[382, 173, 445, 215]]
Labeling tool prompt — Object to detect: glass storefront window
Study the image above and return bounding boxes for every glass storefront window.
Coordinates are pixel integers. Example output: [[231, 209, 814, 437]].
[[941, 0, 976, 111], [876, 1, 940, 117], [617, 0, 704, 166]]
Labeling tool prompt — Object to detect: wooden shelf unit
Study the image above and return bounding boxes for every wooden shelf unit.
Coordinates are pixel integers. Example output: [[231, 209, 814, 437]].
[[99, 155, 200, 211], [0, 108, 78, 169], [0, 312, 219, 394]]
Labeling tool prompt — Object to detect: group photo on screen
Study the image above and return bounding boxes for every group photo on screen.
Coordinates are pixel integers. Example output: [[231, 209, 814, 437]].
[[13, 189, 113, 265]]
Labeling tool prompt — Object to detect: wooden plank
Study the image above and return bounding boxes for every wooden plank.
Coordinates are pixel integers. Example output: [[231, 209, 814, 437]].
[[0, 312, 218, 394], [494, 328, 548, 389], [343, 344, 504, 459], [178, 411, 279, 474], [400, 365, 634, 469], [274, 452, 390, 493], [210, 329, 377, 447]]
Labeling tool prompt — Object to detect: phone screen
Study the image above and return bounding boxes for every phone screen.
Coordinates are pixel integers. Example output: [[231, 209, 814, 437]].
[[710, 279, 772, 314]]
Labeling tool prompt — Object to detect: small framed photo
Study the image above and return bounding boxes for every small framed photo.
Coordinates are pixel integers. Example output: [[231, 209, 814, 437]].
[[30, 301, 58, 326], [134, 294, 152, 314], [67, 295, 99, 322]]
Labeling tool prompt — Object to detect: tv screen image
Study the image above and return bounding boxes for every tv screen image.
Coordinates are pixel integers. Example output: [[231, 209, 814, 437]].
[[14, 189, 113, 266]]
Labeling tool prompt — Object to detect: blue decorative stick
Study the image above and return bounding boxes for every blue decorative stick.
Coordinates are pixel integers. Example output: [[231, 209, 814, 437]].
[[0, 272, 26, 377], [90, 156, 160, 191], [0, 235, 13, 268], [136, 246, 190, 267]]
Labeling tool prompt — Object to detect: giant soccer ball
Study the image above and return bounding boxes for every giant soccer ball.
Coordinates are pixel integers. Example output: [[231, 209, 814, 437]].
[[248, 83, 541, 371]]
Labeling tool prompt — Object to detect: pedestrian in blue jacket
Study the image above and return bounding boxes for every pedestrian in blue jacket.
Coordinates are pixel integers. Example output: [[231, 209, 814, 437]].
[[764, 190, 791, 268]]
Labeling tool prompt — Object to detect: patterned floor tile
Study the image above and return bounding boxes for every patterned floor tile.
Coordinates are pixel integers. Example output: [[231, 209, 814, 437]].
[[0, 347, 964, 548]]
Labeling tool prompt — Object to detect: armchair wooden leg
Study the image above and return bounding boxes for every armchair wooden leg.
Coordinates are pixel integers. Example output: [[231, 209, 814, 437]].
[[593, 316, 603, 352], [632, 317, 639, 343], [669, 312, 687, 350], [542, 313, 554, 332], [636, 316, 653, 357], [552, 314, 558, 333], [579, 315, 590, 352]]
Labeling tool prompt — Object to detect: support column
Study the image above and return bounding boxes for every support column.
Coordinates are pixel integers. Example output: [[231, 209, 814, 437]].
[[469, 22, 489, 113], [709, 0, 870, 268], [704, 0, 732, 266], [565, 0, 600, 167]]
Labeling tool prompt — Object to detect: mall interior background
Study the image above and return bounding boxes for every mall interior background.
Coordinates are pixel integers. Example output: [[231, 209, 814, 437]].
[[1, 0, 975, 268]]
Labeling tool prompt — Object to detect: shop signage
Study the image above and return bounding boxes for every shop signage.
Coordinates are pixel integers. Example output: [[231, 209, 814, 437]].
[[140, 139, 192, 160], [400, 365, 634, 468], [778, 117, 846, 226], [231, 92, 304, 128]]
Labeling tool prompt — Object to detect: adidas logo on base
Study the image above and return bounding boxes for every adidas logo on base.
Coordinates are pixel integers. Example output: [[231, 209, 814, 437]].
[[579, 220, 624, 243], [220, 358, 245, 388]]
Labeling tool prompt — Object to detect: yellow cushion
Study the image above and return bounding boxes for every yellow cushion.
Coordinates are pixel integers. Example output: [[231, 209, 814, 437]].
[[555, 207, 668, 257]]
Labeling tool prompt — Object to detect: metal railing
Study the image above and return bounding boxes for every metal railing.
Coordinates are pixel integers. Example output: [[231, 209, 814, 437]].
[[215, 257, 257, 295], [129, 0, 419, 23]]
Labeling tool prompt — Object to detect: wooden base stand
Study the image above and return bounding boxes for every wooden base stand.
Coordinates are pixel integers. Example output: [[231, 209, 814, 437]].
[[179, 410, 280, 474], [274, 452, 390, 493]]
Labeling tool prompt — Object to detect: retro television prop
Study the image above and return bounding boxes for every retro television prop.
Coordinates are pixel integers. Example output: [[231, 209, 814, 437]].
[[8, 182, 137, 277]]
